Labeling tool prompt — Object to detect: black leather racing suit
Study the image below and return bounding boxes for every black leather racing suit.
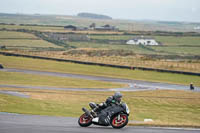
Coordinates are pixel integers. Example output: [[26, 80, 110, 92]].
[[97, 96, 120, 111]]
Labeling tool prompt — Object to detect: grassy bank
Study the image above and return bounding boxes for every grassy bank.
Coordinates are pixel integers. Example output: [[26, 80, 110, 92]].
[[0, 88, 200, 127], [0, 55, 200, 86], [0, 71, 125, 89]]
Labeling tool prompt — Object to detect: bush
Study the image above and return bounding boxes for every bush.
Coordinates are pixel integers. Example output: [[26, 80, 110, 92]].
[[0, 64, 4, 69], [0, 45, 6, 49]]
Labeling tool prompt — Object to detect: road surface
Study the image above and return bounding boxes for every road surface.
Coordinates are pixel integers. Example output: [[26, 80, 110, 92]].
[[0, 113, 199, 133]]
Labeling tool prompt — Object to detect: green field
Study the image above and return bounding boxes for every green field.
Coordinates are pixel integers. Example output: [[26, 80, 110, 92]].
[[68, 42, 156, 54], [68, 41, 200, 56], [0, 31, 38, 39], [0, 89, 200, 127], [71, 34, 200, 56], [1, 28, 199, 56], [154, 36, 200, 46], [0, 55, 200, 86], [0, 39, 62, 48], [152, 46, 200, 55], [89, 35, 200, 46], [0, 71, 124, 89], [1, 23, 200, 56], [0, 24, 64, 32], [0, 31, 63, 50], [89, 35, 133, 40]]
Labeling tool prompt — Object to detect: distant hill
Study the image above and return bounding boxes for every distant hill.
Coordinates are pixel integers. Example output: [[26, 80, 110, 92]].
[[77, 12, 112, 20], [0, 12, 199, 32]]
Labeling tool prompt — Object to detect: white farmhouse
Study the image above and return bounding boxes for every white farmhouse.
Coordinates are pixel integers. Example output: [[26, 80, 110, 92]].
[[126, 36, 159, 45], [194, 26, 200, 30]]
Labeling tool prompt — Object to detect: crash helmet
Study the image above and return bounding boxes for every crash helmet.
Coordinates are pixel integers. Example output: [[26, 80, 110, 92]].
[[113, 92, 122, 102]]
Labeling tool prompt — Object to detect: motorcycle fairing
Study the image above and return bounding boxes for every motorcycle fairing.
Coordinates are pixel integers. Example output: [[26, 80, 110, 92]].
[[98, 105, 124, 125]]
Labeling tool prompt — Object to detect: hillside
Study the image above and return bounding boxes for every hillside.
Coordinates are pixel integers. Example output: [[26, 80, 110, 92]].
[[77, 12, 112, 20], [0, 13, 200, 32]]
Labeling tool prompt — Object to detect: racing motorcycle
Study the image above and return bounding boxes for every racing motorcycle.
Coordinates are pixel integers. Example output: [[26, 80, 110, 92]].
[[78, 102, 130, 129]]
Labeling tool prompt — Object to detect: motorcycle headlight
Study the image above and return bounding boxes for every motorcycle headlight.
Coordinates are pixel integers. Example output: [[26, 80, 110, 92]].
[[122, 103, 130, 114], [125, 104, 130, 114]]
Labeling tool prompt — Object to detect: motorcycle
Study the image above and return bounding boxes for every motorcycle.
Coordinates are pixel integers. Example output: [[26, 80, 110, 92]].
[[78, 102, 130, 129]]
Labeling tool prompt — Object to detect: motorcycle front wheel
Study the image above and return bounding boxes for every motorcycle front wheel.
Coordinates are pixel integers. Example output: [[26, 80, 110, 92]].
[[110, 114, 128, 129], [78, 113, 92, 127]]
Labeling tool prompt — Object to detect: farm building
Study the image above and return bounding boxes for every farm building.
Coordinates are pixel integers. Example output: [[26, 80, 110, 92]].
[[126, 36, 160, 45], [64, 25, 77, 30], [64, 25, 88, 31], [0, 45, 6, 49], [94, 24, 118, 31]]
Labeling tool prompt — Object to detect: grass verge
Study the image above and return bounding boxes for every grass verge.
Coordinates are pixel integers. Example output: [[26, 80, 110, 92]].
[[0, 71, 125, 89]]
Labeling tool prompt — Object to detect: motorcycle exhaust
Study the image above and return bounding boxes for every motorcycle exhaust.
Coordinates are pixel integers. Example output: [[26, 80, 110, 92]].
[[82, 108, 93, 118]]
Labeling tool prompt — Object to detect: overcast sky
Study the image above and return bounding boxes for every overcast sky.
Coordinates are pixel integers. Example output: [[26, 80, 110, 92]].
[[0, 0, 200, 22]]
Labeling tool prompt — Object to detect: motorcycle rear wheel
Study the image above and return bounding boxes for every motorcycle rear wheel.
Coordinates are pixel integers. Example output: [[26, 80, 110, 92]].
[[78, 113, 92, 127], [111, 114, 128, 129]]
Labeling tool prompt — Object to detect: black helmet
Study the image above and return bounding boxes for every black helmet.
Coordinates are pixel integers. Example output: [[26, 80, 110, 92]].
[[113, 92, 122, 102]]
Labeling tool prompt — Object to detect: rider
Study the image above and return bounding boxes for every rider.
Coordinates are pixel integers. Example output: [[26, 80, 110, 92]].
[[96, 92, 122, 112], [90, 92, 123, 124]]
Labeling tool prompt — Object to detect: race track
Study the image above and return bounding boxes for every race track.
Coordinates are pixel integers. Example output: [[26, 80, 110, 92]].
[[0, 113, 199, 133]]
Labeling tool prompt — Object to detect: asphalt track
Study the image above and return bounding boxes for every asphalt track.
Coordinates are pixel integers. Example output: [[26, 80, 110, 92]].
[[0, 113, 200, 133]]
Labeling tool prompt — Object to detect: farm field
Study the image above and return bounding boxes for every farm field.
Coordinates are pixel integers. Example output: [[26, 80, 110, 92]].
[[0, 27, 200, 73], [89, 35, 200, 44], [1, 30, 200, 56], [67, 42, 156, 54], [0, 31, 63, 50], [0, 20, 200, 74], [0, 88, 200, 127], [0, 24, 64, 32], [87, 35, 200, 56], [0, 39, 62, 48], [67, 41, 200, 56], [152, 46, 200, 55], [0, 31, 38, 39]]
